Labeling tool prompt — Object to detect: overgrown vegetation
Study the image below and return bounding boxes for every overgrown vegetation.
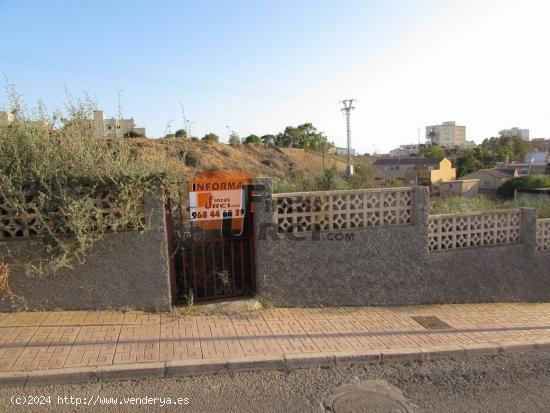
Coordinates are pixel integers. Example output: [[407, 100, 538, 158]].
[[431, 195, 550, 218], [0, 85, 181, 289], [273, 164, 375, 193], [497, 175, 550, 198], [457, 136, 531, 176]]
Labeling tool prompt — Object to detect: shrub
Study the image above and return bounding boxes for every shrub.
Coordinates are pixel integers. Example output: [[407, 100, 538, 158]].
[[0, 86, 174, 283], [228, 132, 241, 147], [497, 175, 550, 198], [202, 133, 219, 142], [244, 135, 261, 145], [123, 130, 142, 138], [175, 129, 187, 139]]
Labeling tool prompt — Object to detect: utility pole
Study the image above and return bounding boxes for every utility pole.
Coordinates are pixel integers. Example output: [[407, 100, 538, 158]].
[[340, 99, 356, 176], [116, 89, 123, 139], [226, 125, 230, 143]]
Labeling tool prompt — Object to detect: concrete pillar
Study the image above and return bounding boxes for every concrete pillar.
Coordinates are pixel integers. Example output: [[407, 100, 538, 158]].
[[520, 207, 538, 252], [252, 177, 273, 295], [412, 186, 430, 227]]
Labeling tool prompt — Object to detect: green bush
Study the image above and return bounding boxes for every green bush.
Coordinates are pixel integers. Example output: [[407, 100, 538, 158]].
[[202, 132, 219, 142], [497, 175, 550, 198]]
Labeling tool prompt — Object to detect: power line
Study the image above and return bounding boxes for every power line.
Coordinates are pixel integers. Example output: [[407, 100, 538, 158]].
[[0, 51, 337, 104]]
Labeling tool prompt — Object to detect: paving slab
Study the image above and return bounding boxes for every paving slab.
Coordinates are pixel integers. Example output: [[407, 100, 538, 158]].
[[2, 302, 550, 386]]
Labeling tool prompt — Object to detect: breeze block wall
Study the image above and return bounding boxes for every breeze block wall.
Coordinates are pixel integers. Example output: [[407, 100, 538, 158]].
[[254, 180, 550, 307], [0, 193, 172, 312]]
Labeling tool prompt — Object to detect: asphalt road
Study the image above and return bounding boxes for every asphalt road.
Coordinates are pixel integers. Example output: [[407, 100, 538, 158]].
[[2, 351, 550, 412]]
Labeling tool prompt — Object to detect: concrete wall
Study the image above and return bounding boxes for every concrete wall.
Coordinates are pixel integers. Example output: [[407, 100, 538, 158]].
[[255, 183, 550, 307], [0, 194, 172, 312]]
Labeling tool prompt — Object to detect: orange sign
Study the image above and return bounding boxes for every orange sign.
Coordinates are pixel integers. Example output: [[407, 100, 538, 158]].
[[188, 170, 253, 230]]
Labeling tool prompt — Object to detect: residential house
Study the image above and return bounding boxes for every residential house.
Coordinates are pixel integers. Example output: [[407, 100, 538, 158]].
[[93, 110, 146, 138], [437, 179, 479, 198], [496, 151, 548, 175], [389, 144, 420, 157], [460, 168, 519, 194], [372, 157, 456, 186]]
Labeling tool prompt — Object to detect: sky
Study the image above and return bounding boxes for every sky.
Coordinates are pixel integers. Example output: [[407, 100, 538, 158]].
[[0, 0, 549, 153]]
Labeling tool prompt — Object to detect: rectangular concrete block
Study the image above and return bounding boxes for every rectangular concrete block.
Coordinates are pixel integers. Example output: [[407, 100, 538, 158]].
[[499, 341, 538, 354], [0, 371, 28, 388], [381, 348, 424, 363], [421, 345, 465, 361], [97, 362, 166, 382], [461, 343, 502, 356], [26, 367, 98, 386], [165, 358, 227, 378], [334, 350, 381, 365], [226, 355, 285, 373], [284, 352, 336, 370], [534, 340, 550, 351]]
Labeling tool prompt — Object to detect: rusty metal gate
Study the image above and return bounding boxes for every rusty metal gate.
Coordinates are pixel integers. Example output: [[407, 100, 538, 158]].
[[166, 187, 256, 304]]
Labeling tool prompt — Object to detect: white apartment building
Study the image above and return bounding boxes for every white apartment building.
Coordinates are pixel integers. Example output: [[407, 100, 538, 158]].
[[335, 147, 356, 156], [499, 127, 529, 141], [389, 144, 420, 157], [93, 110, 146, 138], [425, 121, 466, 149]]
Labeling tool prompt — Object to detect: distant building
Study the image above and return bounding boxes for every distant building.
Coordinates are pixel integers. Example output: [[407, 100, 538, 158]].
[[0, 110, 50, 129], [460, 168, 519, 194], [425, 121, 466, 149], [499, 127, 529, 141], [495, 151, 549, 176], [389, 144, 420, 157], [373, 157, 456, 186], [437, 179, 479, 198], [335, 147, 356, 156], [531, 138, 550, 151], [0, 111, 14, 125], [93, 110, 146, 138]]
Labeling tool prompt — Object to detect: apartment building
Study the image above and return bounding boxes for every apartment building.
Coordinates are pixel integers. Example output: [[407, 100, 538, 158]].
[[93, 110, 146, 138], [425, 121, 466, 149], [499, 127, 529, 141], [335, 147, 356, 156]]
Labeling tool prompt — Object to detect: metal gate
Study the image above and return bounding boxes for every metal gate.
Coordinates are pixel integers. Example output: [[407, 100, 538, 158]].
[[166, 188, 256, 304]]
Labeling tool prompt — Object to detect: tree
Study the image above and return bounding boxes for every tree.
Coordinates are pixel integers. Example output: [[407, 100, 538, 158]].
[[422, 145, 446, 158], [261, 134, 275, 145], [244, 134, 261, 145], [228, 132, 241, 147], [202, 133, 219, 142], [175, 129, 187, 139], [273, 123, 332, 151]]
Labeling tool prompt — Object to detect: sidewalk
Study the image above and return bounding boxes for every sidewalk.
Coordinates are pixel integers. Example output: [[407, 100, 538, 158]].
[[2, 302, 550, 386]]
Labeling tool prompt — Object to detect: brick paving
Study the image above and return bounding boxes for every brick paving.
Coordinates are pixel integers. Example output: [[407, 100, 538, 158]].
[[1, 303, 550, 372]]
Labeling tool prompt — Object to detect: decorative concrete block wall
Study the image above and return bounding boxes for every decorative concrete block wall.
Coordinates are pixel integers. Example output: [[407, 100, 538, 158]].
[[0, 194, 172, 312], [255, 181, 550, 307]]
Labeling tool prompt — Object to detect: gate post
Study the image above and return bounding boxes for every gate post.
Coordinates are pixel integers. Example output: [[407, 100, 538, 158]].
[[251, 178, 273, 295]]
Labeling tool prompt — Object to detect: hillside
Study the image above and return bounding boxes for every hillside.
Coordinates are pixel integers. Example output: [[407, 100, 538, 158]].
[[127, 138, 349, 182]]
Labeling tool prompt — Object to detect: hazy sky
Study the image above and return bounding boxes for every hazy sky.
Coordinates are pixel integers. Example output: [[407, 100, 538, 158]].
[[1, 0, 549, 153]]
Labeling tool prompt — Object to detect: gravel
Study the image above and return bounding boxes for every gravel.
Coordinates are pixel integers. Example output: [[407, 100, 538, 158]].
[[2, 351, 550, 412]]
